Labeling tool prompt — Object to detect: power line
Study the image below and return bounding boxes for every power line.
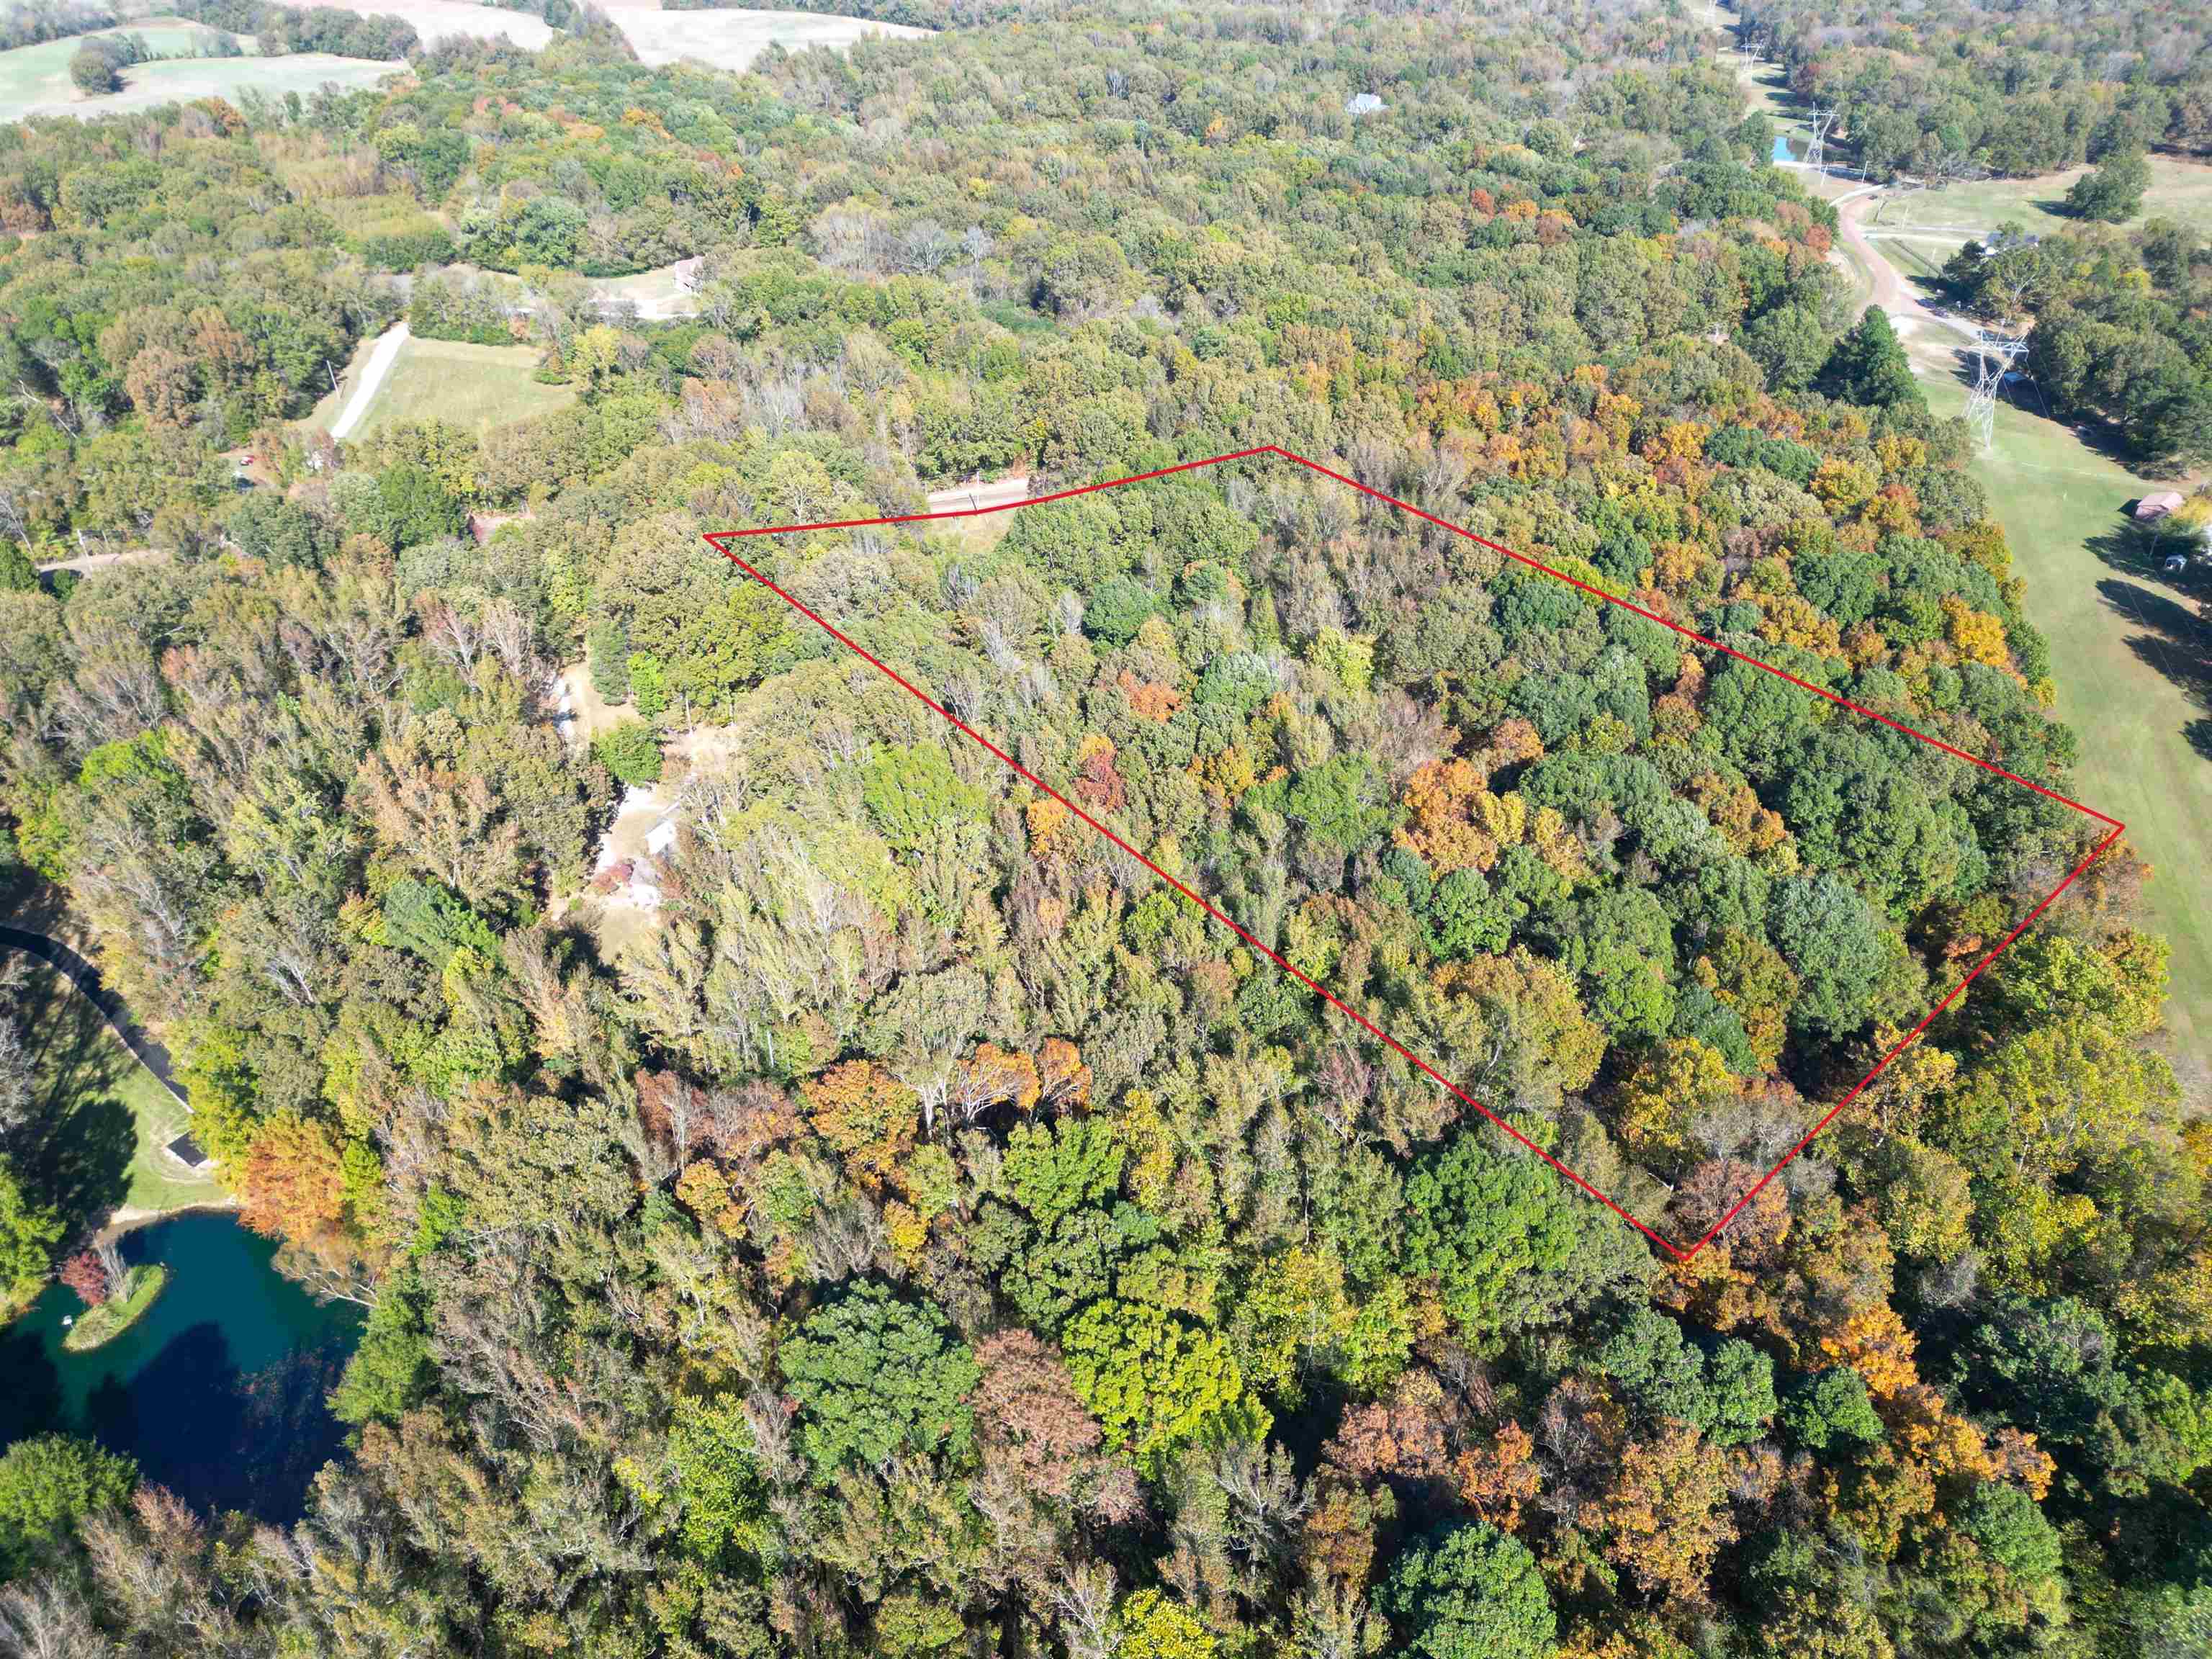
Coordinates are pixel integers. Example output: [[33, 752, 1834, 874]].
[[1805, 109, 1836, 176], [1964, 328, 2027, 456]]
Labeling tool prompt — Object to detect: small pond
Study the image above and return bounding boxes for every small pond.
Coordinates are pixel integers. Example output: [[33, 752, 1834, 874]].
[[1771, 132, 1796, 163], [0, 1212, 361, 1524]]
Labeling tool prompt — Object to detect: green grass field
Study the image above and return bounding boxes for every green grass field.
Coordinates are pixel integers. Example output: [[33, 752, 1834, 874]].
[[1866, 154, 2212, 240], [1878, 239, 1948, 282], [305, 335, 576, 438], [1909, 372, 2212, 1070], [12, 959, 216, 1226], [0, 22, 395, 124]]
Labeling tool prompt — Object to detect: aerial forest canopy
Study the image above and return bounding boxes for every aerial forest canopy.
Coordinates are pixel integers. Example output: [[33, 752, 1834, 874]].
[[0, 2, 2205, 1656], [1736, 0, 2212, 179]]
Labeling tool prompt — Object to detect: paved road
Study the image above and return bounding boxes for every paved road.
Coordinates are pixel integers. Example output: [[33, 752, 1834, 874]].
[[0, 925, 184, 1103]]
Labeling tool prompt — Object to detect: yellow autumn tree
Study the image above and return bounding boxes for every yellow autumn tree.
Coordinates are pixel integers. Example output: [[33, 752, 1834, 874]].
[[1610, 1037, 1737, 1165], [1942, 595, 2012, 667]]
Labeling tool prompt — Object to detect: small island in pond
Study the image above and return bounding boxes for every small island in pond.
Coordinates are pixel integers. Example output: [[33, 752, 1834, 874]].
[[58, 1256, 169, 1354]]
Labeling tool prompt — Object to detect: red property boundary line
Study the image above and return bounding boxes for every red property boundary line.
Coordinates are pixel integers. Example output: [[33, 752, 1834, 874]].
[[706, 446, 2126, 1261]]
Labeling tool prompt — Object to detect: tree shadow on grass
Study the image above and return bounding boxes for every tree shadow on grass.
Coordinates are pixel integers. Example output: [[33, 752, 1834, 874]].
[[2090, 522, 2206, 585], [17, 966, 136, 1241], [1922, 344, 2156, 472], [2092, 574, 2212, 717]]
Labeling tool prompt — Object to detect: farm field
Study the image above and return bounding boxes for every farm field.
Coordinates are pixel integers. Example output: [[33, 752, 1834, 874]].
[[279, 0, 929, 71], [305, 334, 575, 439], [0, 0, 934, 123], [0, 20, 395, 123], [587, 0, 930, 71]]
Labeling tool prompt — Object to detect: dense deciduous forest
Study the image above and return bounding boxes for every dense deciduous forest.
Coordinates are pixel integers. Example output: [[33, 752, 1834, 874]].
[[0, 3, 2206, 1655], [1736, 0, 2212, 179]]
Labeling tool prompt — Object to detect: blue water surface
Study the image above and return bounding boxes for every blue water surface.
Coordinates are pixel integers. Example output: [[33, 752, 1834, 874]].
[[0, 1213, 361, 1523]]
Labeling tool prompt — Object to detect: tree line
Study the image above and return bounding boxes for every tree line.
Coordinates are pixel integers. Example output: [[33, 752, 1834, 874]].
[[174, 0, 420, 61]]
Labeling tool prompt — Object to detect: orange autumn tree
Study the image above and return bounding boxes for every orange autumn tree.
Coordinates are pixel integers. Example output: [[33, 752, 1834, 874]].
[[799, 1059, 920, 1193], [1396, 757, 1526, 873], [1038, 1036, 1092, 1109], [950, 1043, 1041, 1124], [237, 1110, 351, 1244], [1591, 1422, 1737, 1604]]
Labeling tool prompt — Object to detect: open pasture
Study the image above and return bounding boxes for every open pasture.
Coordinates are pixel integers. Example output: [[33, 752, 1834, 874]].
[[0, 22, 395, 122]]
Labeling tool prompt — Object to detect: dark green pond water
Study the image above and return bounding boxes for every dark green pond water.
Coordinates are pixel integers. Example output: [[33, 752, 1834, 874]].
[[0, 1213, 361, 1524]]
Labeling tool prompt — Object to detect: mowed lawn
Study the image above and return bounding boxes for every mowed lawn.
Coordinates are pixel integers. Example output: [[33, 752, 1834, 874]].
[[1915, 372, 2212, 1070], [1868, 153, 2212, 240], [305, 336, 575, 438]]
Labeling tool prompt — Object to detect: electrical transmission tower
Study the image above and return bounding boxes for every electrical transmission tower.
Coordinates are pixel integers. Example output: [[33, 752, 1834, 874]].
[[1964, 329, 2026, 455], [1805, 109, 1836, 176]]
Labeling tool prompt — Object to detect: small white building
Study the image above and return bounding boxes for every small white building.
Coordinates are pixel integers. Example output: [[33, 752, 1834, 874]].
[[1346, 93, 1385, 117]]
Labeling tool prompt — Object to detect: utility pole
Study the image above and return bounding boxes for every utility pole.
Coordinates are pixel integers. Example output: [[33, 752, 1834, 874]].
[[1871, 174, 1923, 225]]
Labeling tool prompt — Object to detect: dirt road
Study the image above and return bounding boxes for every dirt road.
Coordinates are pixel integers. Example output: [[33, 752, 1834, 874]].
[[328, 322, 410, 441], [923, 475, 1033, 516], [35, 547, 165, 577], [1827, 186, 1994, 386]]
